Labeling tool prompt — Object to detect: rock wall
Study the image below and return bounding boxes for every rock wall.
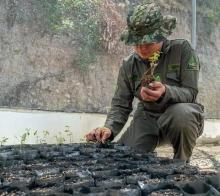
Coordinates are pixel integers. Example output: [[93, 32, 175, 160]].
[[0, 0, 219, 118]]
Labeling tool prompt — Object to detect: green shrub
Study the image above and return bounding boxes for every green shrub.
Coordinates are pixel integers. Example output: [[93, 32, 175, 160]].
[[32, 0, 103, 70], [197, 0, 220, 24]]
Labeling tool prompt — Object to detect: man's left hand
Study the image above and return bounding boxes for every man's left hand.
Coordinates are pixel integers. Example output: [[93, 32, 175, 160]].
[[140, 81, 166, 102]]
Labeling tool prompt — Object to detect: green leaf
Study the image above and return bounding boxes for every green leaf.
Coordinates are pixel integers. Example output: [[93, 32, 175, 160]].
[[154, 75, 161, 82]]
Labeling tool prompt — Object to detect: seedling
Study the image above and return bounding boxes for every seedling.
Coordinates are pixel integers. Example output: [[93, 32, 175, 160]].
[[79, 137, 86, 143], [55, 132, 66, 145], [20, 129, 31, 145], [33, 130, 40, 144], [141, 51, 161, 87], [39, 130, 50, 144], [14, 129, 31, 151], [64, 126, 73, 143], [0, 137, 8, 147]]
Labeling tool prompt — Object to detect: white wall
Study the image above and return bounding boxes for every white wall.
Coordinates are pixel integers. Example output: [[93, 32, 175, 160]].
[[0, 109, 219, 145]]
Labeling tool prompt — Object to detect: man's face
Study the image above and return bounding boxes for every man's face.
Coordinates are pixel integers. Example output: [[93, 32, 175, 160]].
[[134, 42, 161, 60]]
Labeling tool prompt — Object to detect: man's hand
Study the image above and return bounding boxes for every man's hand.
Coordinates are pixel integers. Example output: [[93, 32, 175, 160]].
[[140, 81, 166, 102], [85, 127, 112, 143]]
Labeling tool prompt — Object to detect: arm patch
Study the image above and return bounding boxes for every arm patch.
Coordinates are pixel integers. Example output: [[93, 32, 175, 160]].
[[186, 54, 199, 70]]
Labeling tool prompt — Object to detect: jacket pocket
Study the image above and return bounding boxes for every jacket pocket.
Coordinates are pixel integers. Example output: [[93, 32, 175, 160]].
[[166, 64, 180, 83], [166, 72, 180, 82], [166, 72, 180, 86]]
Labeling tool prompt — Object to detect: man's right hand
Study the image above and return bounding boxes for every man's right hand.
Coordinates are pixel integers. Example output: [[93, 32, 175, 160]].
[[85, 127, 112, 143], [140, 82, 166, 102]]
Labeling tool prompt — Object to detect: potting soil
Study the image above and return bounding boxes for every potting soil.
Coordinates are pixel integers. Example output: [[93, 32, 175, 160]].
[[0, 143, 219, 195]]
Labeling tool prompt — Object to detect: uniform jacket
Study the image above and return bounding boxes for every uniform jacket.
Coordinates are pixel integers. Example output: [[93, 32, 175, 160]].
[[104, 39, 202, 137]]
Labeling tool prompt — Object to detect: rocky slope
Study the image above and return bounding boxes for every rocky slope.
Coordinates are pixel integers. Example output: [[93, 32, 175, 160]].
[[0, 0, 219, 118]]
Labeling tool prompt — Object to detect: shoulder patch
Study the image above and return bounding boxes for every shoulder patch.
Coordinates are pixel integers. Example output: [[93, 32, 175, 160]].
[[186, 54, 199, 70]]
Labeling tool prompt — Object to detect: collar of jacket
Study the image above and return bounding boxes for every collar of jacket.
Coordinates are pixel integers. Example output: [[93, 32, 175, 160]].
[[161, 39, 171, 54]]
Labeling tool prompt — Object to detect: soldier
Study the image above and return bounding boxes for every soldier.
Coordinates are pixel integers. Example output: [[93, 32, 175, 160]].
[[85, 2, 204, 161]]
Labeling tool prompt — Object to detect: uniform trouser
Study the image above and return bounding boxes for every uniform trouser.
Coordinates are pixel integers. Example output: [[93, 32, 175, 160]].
[[118, 103, 204, 161]]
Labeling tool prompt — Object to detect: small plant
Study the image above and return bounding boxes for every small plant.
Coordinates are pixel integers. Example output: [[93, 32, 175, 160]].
[[19, 129, 31, 145], [55, 132, 66, 145], [64, 126, 73, 143], [0, 137, 8, 147], [148, 51, 161, 74], [141, 51, 161, 87], [15, 129, 31, 151], [79, 137, 86, 143], [33, 130, 39, 144], [39, 130, 50, 144]]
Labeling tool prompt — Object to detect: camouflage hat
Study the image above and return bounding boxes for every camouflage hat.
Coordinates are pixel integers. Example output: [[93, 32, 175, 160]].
[[120, 2, 177, 45]]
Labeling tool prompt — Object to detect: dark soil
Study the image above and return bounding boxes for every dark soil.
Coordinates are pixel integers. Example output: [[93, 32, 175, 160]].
[[0, 143, 219, 195], [141, 74, 155, 88]]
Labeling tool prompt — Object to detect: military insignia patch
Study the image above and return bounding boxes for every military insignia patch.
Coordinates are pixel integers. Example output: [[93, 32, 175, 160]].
[[187, 55, 199, 70], [167, 64, 180, 72]]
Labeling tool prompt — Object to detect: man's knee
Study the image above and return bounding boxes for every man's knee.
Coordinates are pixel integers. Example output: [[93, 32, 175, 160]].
[[158, 103, 204, 134], [119, 129, 158, 153]]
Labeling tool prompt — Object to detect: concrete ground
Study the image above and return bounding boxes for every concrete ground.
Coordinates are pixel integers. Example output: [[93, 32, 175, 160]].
[[156, 145, 220, 173]]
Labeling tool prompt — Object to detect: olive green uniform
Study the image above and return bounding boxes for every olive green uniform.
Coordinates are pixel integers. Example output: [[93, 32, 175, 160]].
[[104, 39, 204, 161]]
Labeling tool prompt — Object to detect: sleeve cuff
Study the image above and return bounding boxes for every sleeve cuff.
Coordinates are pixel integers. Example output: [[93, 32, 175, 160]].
[[155, 84, 171, 105], [103, 124, 115, 141]]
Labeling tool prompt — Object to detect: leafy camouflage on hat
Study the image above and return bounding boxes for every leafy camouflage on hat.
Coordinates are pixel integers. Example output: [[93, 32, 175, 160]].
[[120, 2, 177, 45]]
